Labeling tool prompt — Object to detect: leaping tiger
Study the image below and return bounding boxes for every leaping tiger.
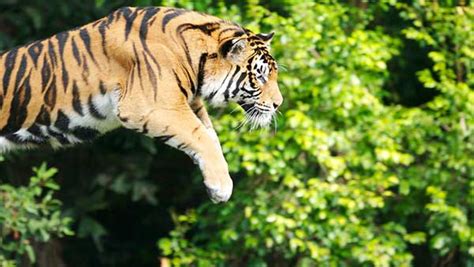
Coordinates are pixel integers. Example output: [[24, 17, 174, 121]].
[[0, 7, 283, 203]]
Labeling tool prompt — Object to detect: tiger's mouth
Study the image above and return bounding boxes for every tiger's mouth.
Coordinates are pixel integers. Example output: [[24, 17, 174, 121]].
[[238, 102, 274, 129]]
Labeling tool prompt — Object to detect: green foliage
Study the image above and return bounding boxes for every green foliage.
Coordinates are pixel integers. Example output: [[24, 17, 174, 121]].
[[0, 0, 472, 266], [0, 163, 73, 264], [157, 1, 474, 266]]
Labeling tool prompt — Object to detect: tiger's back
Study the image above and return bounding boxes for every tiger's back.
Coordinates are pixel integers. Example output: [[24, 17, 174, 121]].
[[0, 7, 219, 151]]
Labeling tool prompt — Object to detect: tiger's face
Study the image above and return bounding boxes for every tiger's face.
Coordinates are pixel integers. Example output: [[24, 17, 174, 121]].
[[203, 30, 283, 128]]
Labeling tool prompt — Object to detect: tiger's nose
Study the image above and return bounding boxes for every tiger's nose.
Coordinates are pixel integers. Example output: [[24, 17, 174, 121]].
[[272, 92, 283, 110]]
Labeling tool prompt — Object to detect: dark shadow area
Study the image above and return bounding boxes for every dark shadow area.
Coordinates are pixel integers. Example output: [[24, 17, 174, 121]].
[[384, 38, 438, 107]]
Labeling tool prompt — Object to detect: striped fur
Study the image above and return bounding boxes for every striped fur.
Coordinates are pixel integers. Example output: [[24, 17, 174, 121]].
[[0, 7, 283, 202]]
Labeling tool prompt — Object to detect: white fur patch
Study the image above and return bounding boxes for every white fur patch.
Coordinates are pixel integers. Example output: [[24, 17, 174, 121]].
[[201, 73, 231, 106], [68, 91, 121, 133], [0, 137, 14, 153]]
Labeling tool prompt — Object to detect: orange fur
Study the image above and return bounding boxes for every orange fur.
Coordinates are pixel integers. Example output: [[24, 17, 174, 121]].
[[0, 7, 283, 202]]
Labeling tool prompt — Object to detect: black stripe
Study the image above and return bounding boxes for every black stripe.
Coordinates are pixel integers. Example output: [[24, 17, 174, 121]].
[[132, 44, 145, 92], [142, 52, 158, 99], [54, 110, 70, 131], [47, 40, 57, 67], [218, 28, 244, 40], [27, 124, 45, 138], [139, 8, 161, 76], [25, 131, 48, 144], [71, 38, 82, 65], [183, 67, 195, 94], [232, 72, 247, 97], [196, 53, 208, 96], [220, 39, 235, 58], [208, 53, 218, 59], [124, 9, 139, 40], [126, 67, 135, 98], [92, 20, 101, 27], [224, 66, 241, 101], [182, 41, 193, 71], [72, 81, 83, 116], [251, 90, 262, 97], [208, 89, 220, 101], [176, 23, 220, 71], [118, 115, 129, 123], [61, 64, 69, 92], [241, 87, 257, 95], [47, 128, 70, 144], [13, 54, 27, 91], [98, 22, 109, 57], [179, 86, 188, 99], [23, 74, 32, 108], [142, 121, 149, 134], [148, 16, 157, 27], [174, 71, 188, 99], [219, 71, 230, 96], [156, 135, 174, 143], [0, 74, 32, 134], [99, 19, 110, 31], [177, 22, 220, 36], [194, 105, 204, 114], [79, 55, 90, 87], [79, 29, 98, 65], [106, 9, 117, 24], [27, 41, 44, 68], [55, 31, 69, 57], [72, 126, 100, 141], [88, 95, 106, 120], [177, 143, 188, 150], [41, 56, 52, 92], [44, 76, 57, 108], [81, 54, 89, 73], [2, 48, 18, 95], [140, 8, 160, 40], [115, 7, 132, 22], [35, 106, 51, 125], [162, 9, 186, 32], [5, 133, 44, 145]]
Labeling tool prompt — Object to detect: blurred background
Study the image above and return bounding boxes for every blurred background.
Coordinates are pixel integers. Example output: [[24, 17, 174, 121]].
[[0, 0, 473, 266]]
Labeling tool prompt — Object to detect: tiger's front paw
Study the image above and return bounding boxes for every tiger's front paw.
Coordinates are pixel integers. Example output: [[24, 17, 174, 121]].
[[204, 175, 233, 203]]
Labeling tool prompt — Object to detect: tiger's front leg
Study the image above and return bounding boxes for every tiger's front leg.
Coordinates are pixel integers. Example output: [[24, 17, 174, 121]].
[[118, 87, 232, 203], [190, 97, 220, 148], [120, 105, 233, 202]]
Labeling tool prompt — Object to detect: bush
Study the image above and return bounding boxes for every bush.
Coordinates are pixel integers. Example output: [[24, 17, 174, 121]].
[[157, 1, 474, 266], [0, 163, 73, 264]]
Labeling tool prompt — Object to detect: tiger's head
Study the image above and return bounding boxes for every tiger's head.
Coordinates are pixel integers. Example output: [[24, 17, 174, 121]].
[[203, 29, 283, 128]]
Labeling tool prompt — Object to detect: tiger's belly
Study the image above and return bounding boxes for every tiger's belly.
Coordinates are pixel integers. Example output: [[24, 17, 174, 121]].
[[0, 91, 121, 153]]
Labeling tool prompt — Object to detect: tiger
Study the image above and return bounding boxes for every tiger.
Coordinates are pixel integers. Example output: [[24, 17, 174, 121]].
[[0, 7, 283, 203]]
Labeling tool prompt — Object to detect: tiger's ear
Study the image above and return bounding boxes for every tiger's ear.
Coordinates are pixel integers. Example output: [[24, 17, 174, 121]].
[[219, 38, 247, 62], [256, 32, 275, 43]]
